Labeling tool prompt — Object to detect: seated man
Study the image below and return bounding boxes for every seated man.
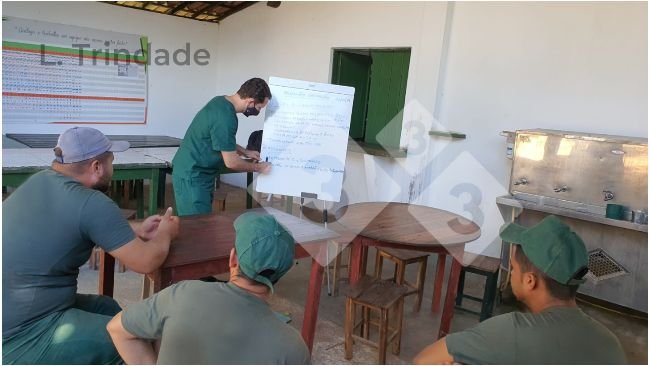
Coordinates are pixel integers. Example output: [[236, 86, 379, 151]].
[[2, 127, 180, 364], [414, 215, 626, 365], [107, 212, 310, 364]]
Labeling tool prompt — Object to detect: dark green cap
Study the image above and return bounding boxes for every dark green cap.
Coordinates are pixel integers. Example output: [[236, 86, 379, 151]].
[[500, 215, 588, 285], [234, 212, 295, 292]]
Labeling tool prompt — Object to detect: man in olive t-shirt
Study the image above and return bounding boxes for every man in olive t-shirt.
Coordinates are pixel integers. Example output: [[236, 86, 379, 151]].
[[107, 212, 310, 364], [414, 215, 626, 365], [3, 127, 180, 364], [172, 78, 273, 216]]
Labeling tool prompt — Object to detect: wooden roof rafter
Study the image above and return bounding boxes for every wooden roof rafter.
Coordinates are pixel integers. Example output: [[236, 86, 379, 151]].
[[104, 1, 277, 23]]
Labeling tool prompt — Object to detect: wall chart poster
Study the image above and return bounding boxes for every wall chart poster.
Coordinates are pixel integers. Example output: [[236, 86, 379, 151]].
[[2, 16, 148, 124]]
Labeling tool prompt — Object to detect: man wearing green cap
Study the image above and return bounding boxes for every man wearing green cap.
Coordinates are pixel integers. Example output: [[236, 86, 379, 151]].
[[106, 212, 310, 364], [414, 215, 626, 364], [172, 78, 273, 216]]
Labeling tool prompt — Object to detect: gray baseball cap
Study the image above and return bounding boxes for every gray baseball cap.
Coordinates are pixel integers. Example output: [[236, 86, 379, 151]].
[[54, 127, 130, 163]]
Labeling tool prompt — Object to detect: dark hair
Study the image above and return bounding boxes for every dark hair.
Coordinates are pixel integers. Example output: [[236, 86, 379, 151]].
[[513, 245, 579, 300], [237, 78, 272, 103], [53, 149, 113, 174]]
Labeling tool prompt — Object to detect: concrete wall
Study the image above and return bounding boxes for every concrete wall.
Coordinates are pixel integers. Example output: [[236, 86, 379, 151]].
[[2, 1, 219, 138]]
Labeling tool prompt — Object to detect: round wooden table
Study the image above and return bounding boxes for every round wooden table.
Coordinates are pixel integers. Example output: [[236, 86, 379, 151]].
[[335, 202, 481, 339]]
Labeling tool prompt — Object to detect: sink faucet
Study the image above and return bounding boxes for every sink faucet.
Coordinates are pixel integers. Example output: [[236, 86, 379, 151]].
[[553, 185, 569, 193], [603, 190, 615, 201], [514, 178, 529, 186]]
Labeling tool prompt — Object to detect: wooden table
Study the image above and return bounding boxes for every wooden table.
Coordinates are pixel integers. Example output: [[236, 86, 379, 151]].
[[335, 202, 481, 339], [2, 148, 167, 218], [131, 146, 257, 210], [99, 207, 338, 351], [5, 133, 182, 148], [2, 146, 257, 216]]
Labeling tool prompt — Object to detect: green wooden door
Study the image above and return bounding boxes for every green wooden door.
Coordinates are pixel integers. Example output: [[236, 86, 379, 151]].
[[365, 50, 410, 149], [332, 51, 371, 139]]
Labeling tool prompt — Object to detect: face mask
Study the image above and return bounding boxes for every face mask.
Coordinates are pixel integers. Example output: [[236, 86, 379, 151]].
[[243, 103, 260, 117]]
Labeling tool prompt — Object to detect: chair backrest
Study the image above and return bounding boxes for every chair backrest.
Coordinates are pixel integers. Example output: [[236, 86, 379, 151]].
[[246, 130, 263, 152]]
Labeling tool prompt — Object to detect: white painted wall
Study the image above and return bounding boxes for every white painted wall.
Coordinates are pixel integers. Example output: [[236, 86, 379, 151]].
[[215, 1, 647, 257], [2, 1, 219, 138], [422, 1, 648, 256]]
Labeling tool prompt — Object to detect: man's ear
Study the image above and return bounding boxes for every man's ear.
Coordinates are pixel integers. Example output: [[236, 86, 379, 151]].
[[523, 271, 538, 291], [90, 159, 103, 176], [229, 248, 238, 269]]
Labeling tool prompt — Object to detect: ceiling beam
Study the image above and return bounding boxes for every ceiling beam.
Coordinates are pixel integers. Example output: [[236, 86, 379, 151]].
[[191, 2, 224, 19], [167, 1, 190, 14], [217, 2, 257, 22]]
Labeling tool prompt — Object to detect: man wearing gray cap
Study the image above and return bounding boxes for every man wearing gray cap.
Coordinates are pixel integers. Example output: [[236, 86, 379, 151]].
[[107, 212, 310, 364], [3, 127, 180, 364]]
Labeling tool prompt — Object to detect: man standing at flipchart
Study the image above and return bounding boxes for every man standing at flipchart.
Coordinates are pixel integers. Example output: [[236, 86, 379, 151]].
[[172, 78, 273, 216]]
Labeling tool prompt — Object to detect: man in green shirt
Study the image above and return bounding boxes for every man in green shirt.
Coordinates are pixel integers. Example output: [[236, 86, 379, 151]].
[[107, 212, 310, 364], [172, 78, 273, 216], [2, 127, 180, 364], [413, 215, 626, 365]]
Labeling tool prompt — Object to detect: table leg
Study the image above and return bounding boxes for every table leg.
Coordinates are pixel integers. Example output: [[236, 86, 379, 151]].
[[246, 172, 253, 209], [148, 169, 160, 216], [438, 257, 462, 339], [135, 180, 144, 218], [431, 253, 447, 313], [98, 250, 115, 297], [157, 169, 169, 208], [285, 196, 294, 214], [301, 245, 325, 352], [348, 236, 364, 283]]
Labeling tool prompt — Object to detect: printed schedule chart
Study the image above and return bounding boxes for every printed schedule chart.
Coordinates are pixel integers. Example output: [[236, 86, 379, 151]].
[[2, 16, 148, 125]]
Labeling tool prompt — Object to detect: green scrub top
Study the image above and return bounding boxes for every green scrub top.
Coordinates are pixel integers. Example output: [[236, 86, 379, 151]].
[[172, 96, 238, 179]]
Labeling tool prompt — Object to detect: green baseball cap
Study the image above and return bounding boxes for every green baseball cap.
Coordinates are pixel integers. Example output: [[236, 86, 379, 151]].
[[233, 212, 295, 292], [500, 215, 588, 285]]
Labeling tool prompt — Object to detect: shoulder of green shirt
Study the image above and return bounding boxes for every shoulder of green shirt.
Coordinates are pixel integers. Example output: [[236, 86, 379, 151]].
[[446, 312, 517, 364]]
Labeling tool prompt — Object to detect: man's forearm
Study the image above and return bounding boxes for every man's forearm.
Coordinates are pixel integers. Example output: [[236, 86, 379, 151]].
[[142, 235, 171, 272], [236, 144, 246, 155], [226, 158, 260, 172], [116, 338, 157, 364], [413, 338, 454, 364]]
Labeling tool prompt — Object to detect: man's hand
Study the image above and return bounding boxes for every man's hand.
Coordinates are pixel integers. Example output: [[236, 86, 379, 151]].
[[111, 207, 179, 274], [138, 214, 162, 241], [157, 207, 180, 241], [257, 162, 272, 174], [243, 149, 261, 161]]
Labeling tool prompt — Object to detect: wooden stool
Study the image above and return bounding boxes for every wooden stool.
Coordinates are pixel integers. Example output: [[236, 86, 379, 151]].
[[374, 248, 429, 312], [455, 253, 500, 321], [88, 209, 136, 272], [344, 276, 408, 364]]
